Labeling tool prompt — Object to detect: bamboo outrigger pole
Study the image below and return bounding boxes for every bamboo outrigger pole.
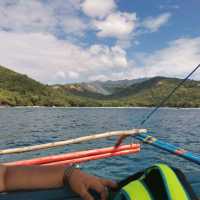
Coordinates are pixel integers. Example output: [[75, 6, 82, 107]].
[[44, 148, 140, 166], [0, 128, 146, 155], [6, 144, 140, 166]]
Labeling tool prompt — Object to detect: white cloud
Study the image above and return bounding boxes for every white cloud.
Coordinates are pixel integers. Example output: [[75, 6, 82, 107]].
[[0, 30, 199, 84], [142, 37, 200, 78], [93, 12, 137, 39], [68, 71, 80, 79], [0, 1, 55, 32], [0, 0, 87, 37], [56, 71, 66, 80], [127, 37, 200, 80], [87, 36, 200, 81], [142, 12, 171, 32], [81, 0, 116, 18], [0, 31, 128, 84], [62, 17, 88, 37], [159, 4, 180, 10], [89, 74, 108, 81], [89, 45, 128, 67], [0, 0, 198, 83], [0, 0, 173, 52]]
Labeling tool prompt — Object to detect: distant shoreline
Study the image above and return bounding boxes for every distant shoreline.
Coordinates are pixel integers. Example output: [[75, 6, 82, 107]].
[[0, 106, 200, 109]]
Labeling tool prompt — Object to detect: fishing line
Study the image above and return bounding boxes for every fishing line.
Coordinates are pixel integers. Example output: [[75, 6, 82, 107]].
[[139, 63, 200, 126], [115, 63, 200, 147]]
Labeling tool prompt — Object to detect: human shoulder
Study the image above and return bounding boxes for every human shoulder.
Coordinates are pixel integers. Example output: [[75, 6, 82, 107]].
[[0, 164, 6, 192]]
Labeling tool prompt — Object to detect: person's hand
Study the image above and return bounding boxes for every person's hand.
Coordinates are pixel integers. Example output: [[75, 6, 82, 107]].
[[67, 169, 117, 200]]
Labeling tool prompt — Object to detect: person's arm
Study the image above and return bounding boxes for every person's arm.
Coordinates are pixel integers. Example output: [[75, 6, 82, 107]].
[[1, 164, 67, 191], [0, 165, 6, 192], [0, 164, 116, 200]]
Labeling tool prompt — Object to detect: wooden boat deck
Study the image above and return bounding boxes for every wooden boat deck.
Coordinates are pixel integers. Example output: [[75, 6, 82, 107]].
[[0, 172, 199, 200]]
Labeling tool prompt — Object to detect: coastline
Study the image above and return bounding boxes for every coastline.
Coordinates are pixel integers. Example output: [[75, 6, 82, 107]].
[[0, 106, 200, 109]]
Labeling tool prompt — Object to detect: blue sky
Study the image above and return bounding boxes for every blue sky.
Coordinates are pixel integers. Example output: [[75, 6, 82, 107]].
[[0, 0, 199, 84]]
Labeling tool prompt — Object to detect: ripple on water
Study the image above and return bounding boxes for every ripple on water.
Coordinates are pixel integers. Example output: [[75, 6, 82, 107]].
[[0, 107, 199, 177]]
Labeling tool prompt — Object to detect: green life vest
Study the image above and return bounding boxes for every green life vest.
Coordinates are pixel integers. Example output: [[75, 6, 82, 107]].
[[112, 163, 198, 200]]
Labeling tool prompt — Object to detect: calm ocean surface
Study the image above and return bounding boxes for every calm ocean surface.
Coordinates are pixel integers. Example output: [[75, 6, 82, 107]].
[[0, 107, 199, 180]]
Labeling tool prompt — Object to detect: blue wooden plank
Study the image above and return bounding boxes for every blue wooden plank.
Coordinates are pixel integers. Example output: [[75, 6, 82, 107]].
[[136, 133, 200, 165], [0, 187, 81, 200]]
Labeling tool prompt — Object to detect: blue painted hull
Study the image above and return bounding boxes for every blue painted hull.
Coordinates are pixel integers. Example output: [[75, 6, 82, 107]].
[[0, 172, 199, 200]]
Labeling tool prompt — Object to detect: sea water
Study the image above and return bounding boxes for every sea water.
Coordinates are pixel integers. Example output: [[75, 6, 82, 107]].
[[0, 107, 199, 180]]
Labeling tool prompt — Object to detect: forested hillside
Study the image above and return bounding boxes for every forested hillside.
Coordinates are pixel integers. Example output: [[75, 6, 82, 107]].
[[0, 66, 100, 106], [0, 65, 199, 107]]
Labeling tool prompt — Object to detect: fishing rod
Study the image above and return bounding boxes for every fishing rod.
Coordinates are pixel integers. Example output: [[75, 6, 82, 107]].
[[135, 63, 200, 165], [140, 63, 200, 126], [115, 63, 200, 165]]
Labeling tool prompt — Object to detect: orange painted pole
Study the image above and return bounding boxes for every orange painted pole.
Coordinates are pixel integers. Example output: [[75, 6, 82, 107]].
[[44, 148, 140, 166], [6, 144, 140, 166]]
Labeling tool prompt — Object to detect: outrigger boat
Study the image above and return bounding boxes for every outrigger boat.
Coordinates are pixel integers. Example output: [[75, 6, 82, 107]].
[[0, 128, 199, 199], [1, 64, 200, 199]]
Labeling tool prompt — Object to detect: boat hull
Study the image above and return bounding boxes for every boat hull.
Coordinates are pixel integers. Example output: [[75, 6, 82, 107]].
[[0, 172, 199, 200]]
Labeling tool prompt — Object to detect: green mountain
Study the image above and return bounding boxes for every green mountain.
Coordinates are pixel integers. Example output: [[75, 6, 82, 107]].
[[55, 78, 148, 97], [0, 65, 199, 107], [56, 76, 200, 107], [109, 76, 200, 107], [0, 65, 100, 106]]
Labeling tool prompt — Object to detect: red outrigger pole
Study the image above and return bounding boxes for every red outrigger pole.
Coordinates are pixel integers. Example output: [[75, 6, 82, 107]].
[[44, 148, 139, 166], [6, 144, 140, 166]]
